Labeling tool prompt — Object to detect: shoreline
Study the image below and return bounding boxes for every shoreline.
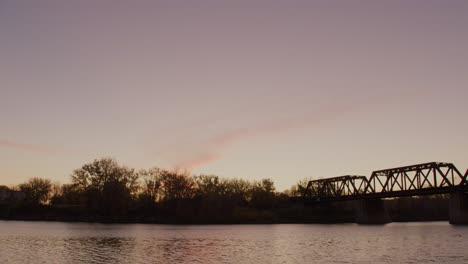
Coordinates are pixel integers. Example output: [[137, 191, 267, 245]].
[[0, 216, 449, 225]]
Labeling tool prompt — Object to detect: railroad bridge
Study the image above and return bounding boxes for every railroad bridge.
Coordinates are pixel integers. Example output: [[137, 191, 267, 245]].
[[302, 162, 468, 225]]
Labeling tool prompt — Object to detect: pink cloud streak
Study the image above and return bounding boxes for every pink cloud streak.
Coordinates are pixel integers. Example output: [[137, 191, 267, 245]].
[[174, 153, 221, 171], [0, 139, 54, 153], [169, 104, 358, 170]]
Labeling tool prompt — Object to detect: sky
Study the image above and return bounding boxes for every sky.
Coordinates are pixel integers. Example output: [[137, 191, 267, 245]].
[[1, 0, 468, 190]]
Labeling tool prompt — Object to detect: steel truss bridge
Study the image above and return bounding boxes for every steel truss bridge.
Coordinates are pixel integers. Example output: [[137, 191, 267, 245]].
[[303, 162, 468, 202]]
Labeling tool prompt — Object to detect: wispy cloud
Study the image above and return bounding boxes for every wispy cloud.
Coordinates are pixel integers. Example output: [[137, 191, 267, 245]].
[[0, 139, 54, 154], [174, 153, 221, 171], [166, 103, 361, 171]]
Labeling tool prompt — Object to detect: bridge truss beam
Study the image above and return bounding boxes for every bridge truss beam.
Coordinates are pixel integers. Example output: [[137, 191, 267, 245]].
[[365, 162, 465, 194], [303, 162, 467, 202], [303, 175, 368, 201]]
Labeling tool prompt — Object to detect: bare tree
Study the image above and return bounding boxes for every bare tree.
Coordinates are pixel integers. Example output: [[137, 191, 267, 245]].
[[18, 177, 52, 205]]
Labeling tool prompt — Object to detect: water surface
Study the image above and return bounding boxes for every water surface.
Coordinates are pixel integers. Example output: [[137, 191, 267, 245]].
[[0, 221, 467, 263]]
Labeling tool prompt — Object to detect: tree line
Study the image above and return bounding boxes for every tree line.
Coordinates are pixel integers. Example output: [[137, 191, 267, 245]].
[[6, 158, 309, 223]]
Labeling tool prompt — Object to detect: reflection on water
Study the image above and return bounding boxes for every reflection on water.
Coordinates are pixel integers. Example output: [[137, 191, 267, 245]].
[[0, 221, 467, 263]]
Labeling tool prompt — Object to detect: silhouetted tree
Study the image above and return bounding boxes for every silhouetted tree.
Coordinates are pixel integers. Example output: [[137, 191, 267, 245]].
[[140, 168, 162, 200], [159, 170, 195, 201], [194, 175, 222, 196], [222, 178, 251, 201], [250, 178, 276, 209], [102, 179, 132, 216], [191, 175, 257, 221], [137, 168, 163, 209], [18, 177, 52, 205], [71, 158, 139, 193], [288, 178, 309, 197], [57, 183, 83, 205], [70, 158, 139, 215]]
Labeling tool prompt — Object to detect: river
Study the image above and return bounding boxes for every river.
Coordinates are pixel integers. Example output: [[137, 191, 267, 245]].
[[0, 221, 467, 263]]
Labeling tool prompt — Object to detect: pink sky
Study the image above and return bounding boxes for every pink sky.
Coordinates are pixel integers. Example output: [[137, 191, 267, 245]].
[[1, 0, 468, 190]]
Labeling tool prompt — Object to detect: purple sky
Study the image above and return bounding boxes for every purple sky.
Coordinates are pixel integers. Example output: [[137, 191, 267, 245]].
[[1, 0, 468, 190]]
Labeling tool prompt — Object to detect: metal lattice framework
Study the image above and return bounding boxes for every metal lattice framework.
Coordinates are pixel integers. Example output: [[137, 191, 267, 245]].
[[303, 175, 368, 200], [303, 162, 467, 201], [365, 162, 466, 195]]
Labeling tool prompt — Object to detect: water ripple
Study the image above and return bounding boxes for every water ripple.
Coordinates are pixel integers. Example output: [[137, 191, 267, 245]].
[[0, 221, 467, 263]]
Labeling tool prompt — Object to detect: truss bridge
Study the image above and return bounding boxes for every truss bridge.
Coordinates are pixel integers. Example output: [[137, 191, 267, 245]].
[[301, 162, 468, 225], [303, 162, 467, 201]]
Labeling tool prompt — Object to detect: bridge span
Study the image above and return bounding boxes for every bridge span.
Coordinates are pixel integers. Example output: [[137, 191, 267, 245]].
[[302, 162, 468, 225]]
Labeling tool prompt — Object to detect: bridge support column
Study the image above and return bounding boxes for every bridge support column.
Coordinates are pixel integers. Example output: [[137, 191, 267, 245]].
[[449, 191, 468, 225], [354, 199, 391, 224]]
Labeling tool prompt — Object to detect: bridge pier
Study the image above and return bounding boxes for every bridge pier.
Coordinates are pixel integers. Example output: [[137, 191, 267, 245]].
[[354, 199, 391, 224], [449, 191, 468, 225]]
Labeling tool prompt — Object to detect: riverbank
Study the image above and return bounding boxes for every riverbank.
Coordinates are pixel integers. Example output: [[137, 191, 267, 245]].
[[0, 196, 449, 224]]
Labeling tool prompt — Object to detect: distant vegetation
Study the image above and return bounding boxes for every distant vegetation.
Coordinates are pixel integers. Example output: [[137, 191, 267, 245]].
[[1, 158, 309, 223], [0, 158, 449, 223]]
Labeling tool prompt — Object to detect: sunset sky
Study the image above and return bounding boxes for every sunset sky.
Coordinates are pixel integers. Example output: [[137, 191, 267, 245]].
[[1, 0, 468, 190]]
